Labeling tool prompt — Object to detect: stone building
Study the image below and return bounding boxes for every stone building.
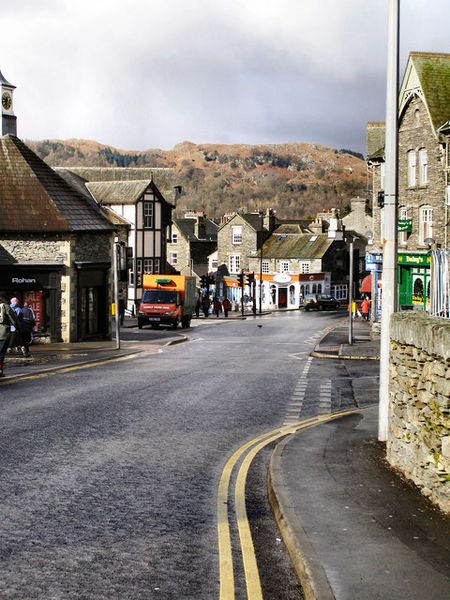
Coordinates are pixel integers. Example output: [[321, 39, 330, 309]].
[[216, 209, 278, 275], [0, 135, 114, 342], [167, 212, 218, 281], [58, 167, 180, 312], [367, 52, 450, 309]]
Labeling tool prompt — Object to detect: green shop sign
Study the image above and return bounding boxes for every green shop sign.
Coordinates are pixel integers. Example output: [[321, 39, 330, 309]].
[[397, 253, 430, 266], [398, 219, 412, 232]]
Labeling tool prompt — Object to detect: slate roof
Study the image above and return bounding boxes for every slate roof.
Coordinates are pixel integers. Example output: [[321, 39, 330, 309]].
[[410, 52, 450, 131], [174, 217, 218, 241], [366, 122, 385, 160], [86, 180, 150, 205], [0, 69, 15, 89], [0, 135, 113, 232], [66, 167, 177, 196], [253, 232, 334, 259]]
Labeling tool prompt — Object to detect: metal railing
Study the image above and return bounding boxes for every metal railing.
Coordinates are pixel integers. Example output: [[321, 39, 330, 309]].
[[430, 249, 450, 319]]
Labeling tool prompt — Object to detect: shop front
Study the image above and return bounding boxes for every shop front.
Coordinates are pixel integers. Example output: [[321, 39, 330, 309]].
[[397, 252, 431, 310], [75, 262, 110, 341], [0, 264, 64, 342], [257, 272, 331, 309]]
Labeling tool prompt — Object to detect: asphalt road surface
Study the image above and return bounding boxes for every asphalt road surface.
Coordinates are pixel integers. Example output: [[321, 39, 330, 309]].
[[0, 310, 379, 599]]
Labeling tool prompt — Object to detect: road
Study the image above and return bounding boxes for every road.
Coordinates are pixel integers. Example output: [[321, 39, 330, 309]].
[[0, 310, 379, 599]]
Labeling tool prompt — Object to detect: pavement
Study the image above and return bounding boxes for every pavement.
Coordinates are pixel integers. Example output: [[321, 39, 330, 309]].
[[2, 315, 449, 600], [269, 319, 450, 600]]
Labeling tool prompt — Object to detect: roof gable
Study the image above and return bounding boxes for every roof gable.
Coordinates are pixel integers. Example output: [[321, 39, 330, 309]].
[[87, 180, 150, 205], [399, 52, 450, 133], [257, 232, 334, 259], [0, 136, 112, 233]]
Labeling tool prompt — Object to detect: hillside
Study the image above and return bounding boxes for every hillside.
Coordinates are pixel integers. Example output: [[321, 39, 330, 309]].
[[25, 138, 367, 219]]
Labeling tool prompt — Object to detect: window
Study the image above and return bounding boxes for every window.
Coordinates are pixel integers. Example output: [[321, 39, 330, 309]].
[[332, 284, 348, 300], [280, 261, 290, 273], [143, 201, 154, 228], [229, 254, 241, 274], [143, 258, 153, 274], [301, 262, 310, 274], [419, 206, 433, 245], [408, 151, 416, 187], [135, 258, 143, 286], [154, 259, 160, 274], [232, 226, 243, 244], [419, 149, 428, 185], [170, 252, 178, 265], [262, 260, 270, 274], [171, 232, 178, 244], [399, 207, 408, 245]]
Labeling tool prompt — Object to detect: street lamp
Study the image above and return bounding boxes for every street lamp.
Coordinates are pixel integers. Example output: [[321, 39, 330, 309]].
[[347, 235, 359, 345], [259, 212, 264, 314]]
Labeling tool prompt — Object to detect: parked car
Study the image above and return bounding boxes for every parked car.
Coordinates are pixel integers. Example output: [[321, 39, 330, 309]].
[[303, 294, 340, 311]]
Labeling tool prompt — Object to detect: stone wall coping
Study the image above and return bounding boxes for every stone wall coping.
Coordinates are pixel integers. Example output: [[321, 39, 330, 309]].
[[390, 312, 450, 360]]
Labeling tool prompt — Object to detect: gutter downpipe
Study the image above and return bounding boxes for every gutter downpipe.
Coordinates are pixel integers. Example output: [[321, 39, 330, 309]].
[[379, 0, 399, 442]]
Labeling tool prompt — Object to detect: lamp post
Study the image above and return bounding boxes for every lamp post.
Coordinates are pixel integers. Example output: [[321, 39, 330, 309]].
[[379, 0, 399, 441], [259, 212, 264, 314], [347, 236, 359, 345], [113, 236, 121, 350]]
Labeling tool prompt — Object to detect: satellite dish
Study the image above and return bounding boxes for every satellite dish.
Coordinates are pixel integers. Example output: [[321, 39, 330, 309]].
[[424, 238, 435, 247]]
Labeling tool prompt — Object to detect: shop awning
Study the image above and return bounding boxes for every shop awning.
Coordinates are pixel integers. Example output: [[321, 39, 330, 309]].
[[360, 274, 372, 293]]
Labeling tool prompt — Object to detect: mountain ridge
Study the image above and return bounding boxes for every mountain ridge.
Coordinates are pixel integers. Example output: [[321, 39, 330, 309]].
[[25, 138, 367, 219]]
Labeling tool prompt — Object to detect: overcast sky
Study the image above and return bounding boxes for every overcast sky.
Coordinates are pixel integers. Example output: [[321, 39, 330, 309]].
[[1, 0, 449, 155]]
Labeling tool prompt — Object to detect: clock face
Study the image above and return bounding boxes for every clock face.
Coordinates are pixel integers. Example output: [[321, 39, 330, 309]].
[[2, 91, 12, 110]]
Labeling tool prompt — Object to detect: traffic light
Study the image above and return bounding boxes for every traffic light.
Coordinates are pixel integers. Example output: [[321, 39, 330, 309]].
[[238, 272, 244, 287], [246, 272, 254, 286], [208, 274, 215, 286], [118, 244, 133, 282], [377, 190, 385, 209], [200, 275, 207, 288]]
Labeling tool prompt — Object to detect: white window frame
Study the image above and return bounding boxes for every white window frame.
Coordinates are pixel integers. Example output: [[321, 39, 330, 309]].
[[419, 206, 433, 245], [232, 226, 243, 245], [262, 260, 270, 274], [419, 148, 428, 185], [143, 201, 154, 229], [408, 150, 416, 187], [171, 232, 178, 244], [229, 254, 241, 274], [399, 207, 408, 246], [301, 262, 310, 274], [170, 252, 178, 265], [280, 261, 290, 273]]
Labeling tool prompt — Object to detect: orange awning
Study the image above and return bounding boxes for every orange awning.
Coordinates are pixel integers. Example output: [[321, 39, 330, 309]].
[[360, 274, 372, 293]]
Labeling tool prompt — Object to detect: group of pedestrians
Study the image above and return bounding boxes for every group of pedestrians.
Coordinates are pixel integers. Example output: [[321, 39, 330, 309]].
[[0, 296, 36, 377], [195, 293, 232, 318]]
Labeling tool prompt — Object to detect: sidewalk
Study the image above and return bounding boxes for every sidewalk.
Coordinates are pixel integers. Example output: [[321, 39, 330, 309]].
[[0, 318, 187, 381], [269, 320, 450, 600]]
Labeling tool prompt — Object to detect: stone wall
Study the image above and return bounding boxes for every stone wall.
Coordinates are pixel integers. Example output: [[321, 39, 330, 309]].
[[388, 312, 450, 512]]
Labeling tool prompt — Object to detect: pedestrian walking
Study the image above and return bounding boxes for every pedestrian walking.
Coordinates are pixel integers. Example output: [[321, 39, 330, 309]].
[[0, 295, 20, 377], [213, 297, 222, 318], [222, 297, 231, 318], [361, 296, 370, 321], [19, 301, 36, 357], [202, 294, 210, 318], [195, 295, 201, 318], [9, 297, 22, 353]]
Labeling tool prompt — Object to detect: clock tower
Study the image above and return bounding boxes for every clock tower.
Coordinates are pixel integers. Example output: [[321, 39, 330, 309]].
[[0, 68, 17, 136]]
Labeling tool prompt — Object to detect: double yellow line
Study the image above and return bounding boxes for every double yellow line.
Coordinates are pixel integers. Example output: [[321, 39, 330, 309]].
[[217, 409, 359, 600]]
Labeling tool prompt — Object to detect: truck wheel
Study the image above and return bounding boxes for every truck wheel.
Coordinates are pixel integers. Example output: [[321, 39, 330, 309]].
[[181, 316, 191, 328], [172, 321, 178, 329], [138, 318, 144, 329]]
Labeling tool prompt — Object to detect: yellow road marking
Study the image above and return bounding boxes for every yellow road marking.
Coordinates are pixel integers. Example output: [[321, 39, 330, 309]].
[[0, 353, 140, 386], [218, 408, 362, 600]]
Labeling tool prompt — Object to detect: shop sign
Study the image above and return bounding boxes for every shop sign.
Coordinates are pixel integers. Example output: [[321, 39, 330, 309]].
[[273, 273, 292, 283], [366, 253, 382, 271], [397, 253, 430, 266], [398, 219, 412, 232], [23, 291, 43, 329]]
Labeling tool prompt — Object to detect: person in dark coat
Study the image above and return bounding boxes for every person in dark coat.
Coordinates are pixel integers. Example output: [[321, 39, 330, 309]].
[[19, 301, 36, 357], [213, 297, 222, 318], [202, 294, 210, 318], [195, 294, 201, 318], [9, 297, 22, 353], [222, 297, 231, 318], [0, 295, 20, 376]]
